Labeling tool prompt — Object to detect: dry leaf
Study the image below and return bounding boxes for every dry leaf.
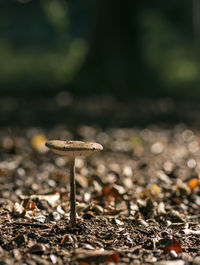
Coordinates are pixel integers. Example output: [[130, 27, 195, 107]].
[[61, 235, 67, 245], [141, 184, 160, 197], [105, 253, 120, 263], [172, 198, 181, 205], [187, 178, 199, 191], [164, 238, 182, 255], [24, 200, 36, 212], [83, 211, 96, 219], [103, 186, 119, 197], [31, 134, 47, 153]]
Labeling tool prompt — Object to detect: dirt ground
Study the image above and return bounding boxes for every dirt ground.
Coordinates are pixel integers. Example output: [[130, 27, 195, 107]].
[[1, 96, 200, 264]]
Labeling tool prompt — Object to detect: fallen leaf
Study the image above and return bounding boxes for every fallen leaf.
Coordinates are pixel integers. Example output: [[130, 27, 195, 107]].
[[134, 213, 145, 220], [105, 253, 120, 263], [164, 238, 182, 255], [83, 211, 96, 219], [141, 184, 160, 197], [24, 200, 36, 212], [103, 186, 120, 198], [31, 134, 47, 153], [61, 235, 67, 245], [0, 169, 6, 175], [172, 198, 181, 205], [187, 178, 199, 191]]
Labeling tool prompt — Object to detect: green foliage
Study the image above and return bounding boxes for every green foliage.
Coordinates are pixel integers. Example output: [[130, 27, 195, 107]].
[[0, 0, 88, 91], [142, 10, 200, 98], [0, 1, 200, 98]]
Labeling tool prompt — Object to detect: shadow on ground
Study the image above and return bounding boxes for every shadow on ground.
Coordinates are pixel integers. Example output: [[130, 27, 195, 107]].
[[1, 94, 200, 129]]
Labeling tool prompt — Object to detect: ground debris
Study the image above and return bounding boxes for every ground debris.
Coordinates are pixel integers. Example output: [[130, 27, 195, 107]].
[[1, 125, 200, 264]]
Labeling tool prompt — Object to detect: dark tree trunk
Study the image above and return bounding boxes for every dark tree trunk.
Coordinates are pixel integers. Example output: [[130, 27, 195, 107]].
[[74, 0, 159, 95]]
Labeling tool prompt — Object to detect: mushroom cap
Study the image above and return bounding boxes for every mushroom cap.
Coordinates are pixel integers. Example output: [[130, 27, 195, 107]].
[[45, 140, 103, 157]]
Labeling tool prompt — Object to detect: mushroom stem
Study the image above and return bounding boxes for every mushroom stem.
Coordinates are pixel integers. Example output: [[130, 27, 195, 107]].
[[45, 140, 103, 226], [69, 156, 76, 226]]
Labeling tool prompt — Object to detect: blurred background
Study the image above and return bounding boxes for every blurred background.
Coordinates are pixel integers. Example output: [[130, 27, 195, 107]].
[[1, 0, 200, 127]]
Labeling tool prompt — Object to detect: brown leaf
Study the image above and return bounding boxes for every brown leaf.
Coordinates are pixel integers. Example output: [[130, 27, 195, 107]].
[[105, 253, 120, 263], [0, 169, 6, 175], [134, 213, 145, 220], [24, 200, 36, 212], [164, 238, 182, 255], [103, 186, 120, 198], [172, 198, 181, 205]]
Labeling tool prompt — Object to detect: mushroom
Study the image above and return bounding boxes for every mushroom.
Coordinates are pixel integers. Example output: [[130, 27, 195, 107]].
[[45, 140, 103, 226]]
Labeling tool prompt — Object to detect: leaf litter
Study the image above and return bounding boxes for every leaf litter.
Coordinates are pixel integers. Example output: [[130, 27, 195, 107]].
[[1, 125, 200, 264]]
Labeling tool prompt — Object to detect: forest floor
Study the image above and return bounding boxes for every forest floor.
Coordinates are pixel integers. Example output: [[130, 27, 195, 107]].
[[1, 95, 200, 264]]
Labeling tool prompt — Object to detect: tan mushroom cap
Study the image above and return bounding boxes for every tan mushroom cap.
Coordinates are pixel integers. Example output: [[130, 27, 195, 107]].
[[45, 140, 103, 157]]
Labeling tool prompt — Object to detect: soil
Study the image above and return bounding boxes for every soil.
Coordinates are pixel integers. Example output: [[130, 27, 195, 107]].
[[1, 96, 200, 264]]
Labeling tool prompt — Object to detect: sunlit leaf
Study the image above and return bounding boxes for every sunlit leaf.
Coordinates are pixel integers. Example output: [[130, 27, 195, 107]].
[[30, 134, 47, 153], [141, 184, 160, 197], [187, 178, 199, 191]]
